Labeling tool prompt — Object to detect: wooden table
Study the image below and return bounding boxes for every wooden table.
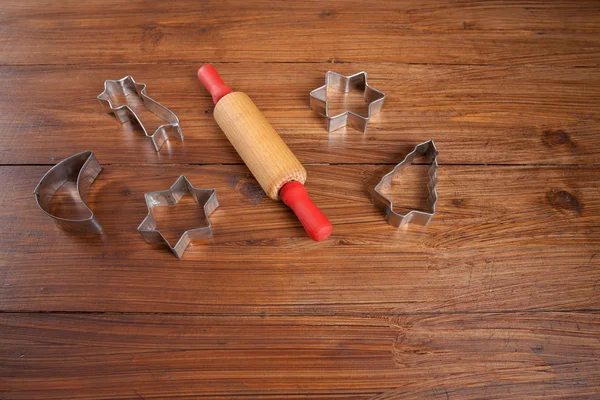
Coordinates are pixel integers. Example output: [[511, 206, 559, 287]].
[[1, 1, 599, 398]]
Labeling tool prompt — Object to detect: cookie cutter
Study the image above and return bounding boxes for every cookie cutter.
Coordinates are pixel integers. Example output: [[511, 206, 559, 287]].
[[34, 150, 103, 233], [310, 71, 385, 133], [98, 76, 183, 152], [371, 140, 438, 228], [138, 175, 219, 259]]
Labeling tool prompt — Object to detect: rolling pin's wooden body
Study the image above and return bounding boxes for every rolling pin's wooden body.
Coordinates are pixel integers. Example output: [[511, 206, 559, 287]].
[[214, 92, 306, 200]]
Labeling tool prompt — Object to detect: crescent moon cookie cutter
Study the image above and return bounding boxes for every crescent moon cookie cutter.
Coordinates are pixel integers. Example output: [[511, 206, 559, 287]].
[[371, 140, 438, 228], [138, 175, 219, 259], [98, 76, 183, 152], [34, 150, 103, 233], [309, 71, 386, 133]]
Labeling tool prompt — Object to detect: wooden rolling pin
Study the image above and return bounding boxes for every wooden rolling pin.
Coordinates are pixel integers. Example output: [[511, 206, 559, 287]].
[[197, 65, 332, 242]]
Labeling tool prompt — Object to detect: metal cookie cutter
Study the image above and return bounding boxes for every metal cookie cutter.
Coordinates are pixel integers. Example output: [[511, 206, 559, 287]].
[[98, 76, 183, 152], [34, 150, 103, 233], [310, 71, 385, 133], [371, 140, 438, 228], [138, 176, 219, 259]]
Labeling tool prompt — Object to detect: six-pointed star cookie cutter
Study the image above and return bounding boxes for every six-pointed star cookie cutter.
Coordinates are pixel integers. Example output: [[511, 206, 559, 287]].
[[34, 150, 103, 234], [98, 76, 183, 152], [371, 140, 438, 228], [138, 175, 219, 259], [310, 71, 386, 133]]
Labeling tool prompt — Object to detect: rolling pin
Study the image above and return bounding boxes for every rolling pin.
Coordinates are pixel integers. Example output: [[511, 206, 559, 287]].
[[197, 65, 332, 242]]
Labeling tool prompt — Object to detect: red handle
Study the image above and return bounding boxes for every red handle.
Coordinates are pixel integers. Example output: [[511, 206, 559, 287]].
[[280, 181, 332, 242], [197, 65, 233, 104]]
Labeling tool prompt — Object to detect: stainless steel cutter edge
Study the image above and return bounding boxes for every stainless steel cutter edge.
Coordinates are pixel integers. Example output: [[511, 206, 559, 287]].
[[310, 71, 386, 133], [137, 175, 219, 259], [98, 75, 183, 152], [33, 150, 103, 233], [372, 140, 438, 228]]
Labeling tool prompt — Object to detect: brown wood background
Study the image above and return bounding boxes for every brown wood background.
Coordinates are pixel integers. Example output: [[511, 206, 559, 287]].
[[1, 1, 599, 398]]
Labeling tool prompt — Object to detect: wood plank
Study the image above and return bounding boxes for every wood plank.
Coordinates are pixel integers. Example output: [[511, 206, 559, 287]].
[[0, 1, 599, 66], [2, 164, 598, 313], [0, 63, 598, 165], [0, 312, 598, 398]]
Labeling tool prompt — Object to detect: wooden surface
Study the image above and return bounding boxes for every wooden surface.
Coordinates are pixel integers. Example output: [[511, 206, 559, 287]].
[[0, 1, 599, 398]]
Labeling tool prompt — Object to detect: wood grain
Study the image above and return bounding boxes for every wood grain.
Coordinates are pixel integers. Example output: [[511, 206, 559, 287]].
[[0, 63, 598, 165], [1, 1, 599, 397], [0, 1, 599, 66], [1, 313, 598, 399], [2, 164, 598, 313]]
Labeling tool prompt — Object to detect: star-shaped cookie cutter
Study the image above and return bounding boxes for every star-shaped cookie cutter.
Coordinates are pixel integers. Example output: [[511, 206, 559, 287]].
[[98, 76, 183, 152], [310, 71, 386, 133], [137, 176, 219, 259], [371, 140, 438, 228]]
